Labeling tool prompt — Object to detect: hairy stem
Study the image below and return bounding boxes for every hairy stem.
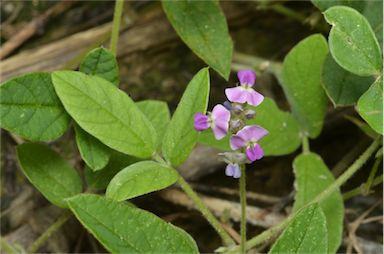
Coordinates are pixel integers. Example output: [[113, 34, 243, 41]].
[[28, 211, 72, 253], [110, 0, 124, 55], [239, 165, 247, 253]]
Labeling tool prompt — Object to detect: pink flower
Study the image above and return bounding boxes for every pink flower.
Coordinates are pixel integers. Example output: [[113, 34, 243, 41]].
[[225, 163, 241, 178], [194, 104, 230, 140]]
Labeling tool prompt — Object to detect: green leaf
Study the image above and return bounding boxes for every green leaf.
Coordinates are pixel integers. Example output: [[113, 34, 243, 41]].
[[52, 71, 157, 158], [67, 194, 199, 253], [17, 143, 82, 208], [106, 161, 178, 201], [322, 54, 374, 106], [85, 151, 139, 191], [356, 76, 383, 134], [80, 47, 119, 86], [136, 100, 170, 149], [0, 73, 70, 141], [198, 98, 301, 156], [162, 68, 210, 167], [293, 153, 344, 253], [311, 0, 365, 12], [162, 0, 233, 80], [324, 6, 382, 76], [74, 124, 111, 171], [281, 34, 329, 138], [269, 203, 328, 254]]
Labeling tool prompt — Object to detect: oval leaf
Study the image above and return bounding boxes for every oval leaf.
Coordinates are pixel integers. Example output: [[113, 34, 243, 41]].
[[324, 6, 382, 76], [322, 54, 374, 106], [52, 71, 157, 158], [356, 76, 383, 134], [67, 194, 199, 253], [282, 34, 328, 138], [79, 47, 119, 86], [162, 68, 210, 167], [293, 153, 344, 253], [17, 143, 82, 208], [162, 1, 233, 80], [0, 73, 71, 141], [269, 203, 328, 254]]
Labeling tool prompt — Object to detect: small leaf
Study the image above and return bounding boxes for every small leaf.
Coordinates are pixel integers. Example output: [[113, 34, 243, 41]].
[[136, 100, 171, 149], [106, 161, 178, 201], [74, 124, 111, 171], [324, 6, 382, 76], [282, 34, 329, 138], [0, 73, 70, 141], [67, 194, 199, 253], [198, 98, 301, 156], [85, 151, 139, 191], [80, 47, 119, 86], [17, 143, 82, 208], [52, 71, 157, 158], [322, 54, 374, 106], [269, 203, 328, 254], [162, 0, 233, 80], [162, 68, 210, 167], [293, 153, 344, 253], [356, 76, 383, 134]]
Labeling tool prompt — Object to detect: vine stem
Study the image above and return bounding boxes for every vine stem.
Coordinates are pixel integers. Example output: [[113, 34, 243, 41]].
[[176, 175, 235, 246], [110, 0, 124, 55], [239, 165, 247, 253], [221, 136, 381, 253], [28, 211, 72, 253]]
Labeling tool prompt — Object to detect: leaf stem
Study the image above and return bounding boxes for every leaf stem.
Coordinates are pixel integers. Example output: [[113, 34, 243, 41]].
[[364, 156, 382, 194], [110, 0, 124, 55], [302, 135, 310, 154], [176, 174, 235, 246], [28, 211, 72, 253], [343, 175, 383, 200], [239, 165, 247, 253], [0, 238, 18, 254]]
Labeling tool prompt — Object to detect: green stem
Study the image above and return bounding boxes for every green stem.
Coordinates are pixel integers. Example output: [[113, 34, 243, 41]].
[[28, 211, 72, 253], [110, 0, 124, 55], [176, 174, 235, 246], [343, 175, 383, 200], [364, 156, 382, 194], [302, 135, 310, 154], [0, 238, 18, 254], [221, 137, 381, 253], [239, 165, 247, 253]]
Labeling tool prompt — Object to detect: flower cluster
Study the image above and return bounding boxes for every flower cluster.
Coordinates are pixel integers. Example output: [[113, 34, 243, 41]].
[[194, 70, 268, 178]]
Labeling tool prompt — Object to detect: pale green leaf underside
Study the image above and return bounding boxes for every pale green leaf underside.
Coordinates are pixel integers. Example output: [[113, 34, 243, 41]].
[[0, 73, 70, 141], [106, 161, 178, 201], [162, 0, 233, 80], [17, 143, 82, 208], [52, 71, 157, 158], [269, 203, 328, 254], [293, 153, 344, 253], [162, 68, 210, 167], [67, 194, 199, 253]]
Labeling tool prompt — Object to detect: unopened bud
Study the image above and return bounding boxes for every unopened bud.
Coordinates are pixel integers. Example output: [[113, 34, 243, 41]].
[[244, 109, 256, 119], [231, 103, 243, 114], [223, 101, 232, 110], [230, 119, 241, 131]]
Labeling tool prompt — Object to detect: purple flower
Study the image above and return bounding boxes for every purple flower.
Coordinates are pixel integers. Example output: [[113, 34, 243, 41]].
[[230, 125, 268, 162], [225, 70, 264, 106], [194, 104, 230, 140], [225, 163, 241, 178]]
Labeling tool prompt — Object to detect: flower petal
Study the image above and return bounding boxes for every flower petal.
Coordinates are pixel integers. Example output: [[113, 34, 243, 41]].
[[230, 135, 246, 150], [194, 113, 209, 131], [237, 70, 256, 86], [233, 166, 241, 178], [246, 89, 264, 106], [212, 122, 228, 140], [212, 104, 230, 123], [236, 125, 268, 143], [246, 144, 264, 162], [225, 163, 241, 178], [225, 87, 248, 104]]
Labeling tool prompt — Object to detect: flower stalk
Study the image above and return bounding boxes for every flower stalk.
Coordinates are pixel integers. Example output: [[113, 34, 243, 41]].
[[110, 0, 124, 55], [239, 164, 247, 253]]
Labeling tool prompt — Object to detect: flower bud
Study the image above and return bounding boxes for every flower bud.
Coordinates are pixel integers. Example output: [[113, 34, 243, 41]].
[[244, 109, 256, 119], [223, 101, 232, 110], [231, 103, 243, 114]]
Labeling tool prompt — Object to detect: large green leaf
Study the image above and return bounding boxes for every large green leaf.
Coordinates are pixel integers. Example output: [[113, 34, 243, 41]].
[[293, 153, 344, 253], [136, 100, 170, 149], [198, 98, 301, 156], [357, 76, 383, 134], [0, 73, 70, 141], [269, 203, 328, 254], [85, 151, 139, 191], [106, 161, 178, 201], [281, 34, 329, 138], [162, 68, 210, 167], [322, 54, 374, 106], [52, 71, 157, 158], [80, 47, 119, 86], [67, 194, 198, 253], [162, 0, 233, 80], [324, 6, 382, 76], [17, 143, 82, 208]]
